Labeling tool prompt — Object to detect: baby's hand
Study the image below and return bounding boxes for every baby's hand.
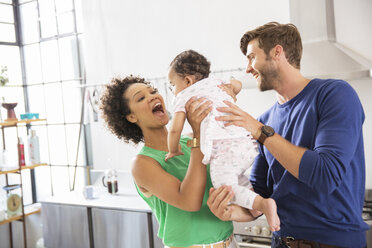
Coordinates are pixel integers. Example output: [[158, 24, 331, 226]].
[[218, 83, 237, 102], [165, 151, 184, 161]]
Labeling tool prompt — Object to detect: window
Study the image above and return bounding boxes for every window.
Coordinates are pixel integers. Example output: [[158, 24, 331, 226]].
[[0, 0, 88, 206], [0, 2, 16, 43]]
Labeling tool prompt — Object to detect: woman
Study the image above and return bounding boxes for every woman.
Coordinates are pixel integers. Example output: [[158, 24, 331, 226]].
[[100, 76, 235, 248]]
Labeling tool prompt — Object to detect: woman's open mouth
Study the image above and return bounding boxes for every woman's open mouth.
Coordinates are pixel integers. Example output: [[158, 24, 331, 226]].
[[152, 102, 165, 116]]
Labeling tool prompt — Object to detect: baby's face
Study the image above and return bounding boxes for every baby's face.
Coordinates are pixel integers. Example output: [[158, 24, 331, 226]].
[[167, 68, 189, 95]]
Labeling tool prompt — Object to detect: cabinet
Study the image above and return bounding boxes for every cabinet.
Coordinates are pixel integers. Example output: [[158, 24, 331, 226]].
[[92, 208, 151, 248], [40, 202, 162, 248], [0, 119, 47, 248], [41, 203, 90, 248]]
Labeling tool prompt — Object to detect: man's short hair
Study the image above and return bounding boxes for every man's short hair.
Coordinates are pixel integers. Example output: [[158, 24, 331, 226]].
[[240, 22, 303, 69]]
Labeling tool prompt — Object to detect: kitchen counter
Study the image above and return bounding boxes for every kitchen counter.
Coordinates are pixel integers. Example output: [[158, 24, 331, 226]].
[[40, 187, 151, 212]]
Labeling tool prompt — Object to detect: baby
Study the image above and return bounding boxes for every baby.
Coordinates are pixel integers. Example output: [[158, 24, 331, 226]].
[[165, 50, 280, 231]]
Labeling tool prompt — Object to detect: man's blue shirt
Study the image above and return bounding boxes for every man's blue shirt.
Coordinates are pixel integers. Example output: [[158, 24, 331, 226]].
[[250, 78, 369, 247]]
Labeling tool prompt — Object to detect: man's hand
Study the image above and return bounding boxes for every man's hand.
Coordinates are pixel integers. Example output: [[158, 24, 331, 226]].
[[215, 101, 262, 139], [207, 186, 235, 221]]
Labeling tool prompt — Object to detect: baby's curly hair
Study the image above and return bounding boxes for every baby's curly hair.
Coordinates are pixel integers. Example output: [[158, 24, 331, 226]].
[[100, 76, 149, 144], [170, 50, 211, 81]]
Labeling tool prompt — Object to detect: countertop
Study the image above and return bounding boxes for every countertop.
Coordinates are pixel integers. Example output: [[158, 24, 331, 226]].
[[40, 187, 151, 213]]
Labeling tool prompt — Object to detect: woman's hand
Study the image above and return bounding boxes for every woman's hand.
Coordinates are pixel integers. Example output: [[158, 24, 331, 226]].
[[215, 101, 262, 139], [185, 97, 212, 137]]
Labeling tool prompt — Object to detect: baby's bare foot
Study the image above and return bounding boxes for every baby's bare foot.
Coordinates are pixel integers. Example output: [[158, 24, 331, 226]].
[[262, 198, 280, 232]]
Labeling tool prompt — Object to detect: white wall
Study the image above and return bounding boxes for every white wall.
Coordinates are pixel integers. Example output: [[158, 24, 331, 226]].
[[334, 0, 372, 62], [333, 0, 372, 188], [81, 0, 290, 171], [81, 0, 372, 190]]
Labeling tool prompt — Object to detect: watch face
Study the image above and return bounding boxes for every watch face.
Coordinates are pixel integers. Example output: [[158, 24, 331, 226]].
[[262, 125, 275, 136]]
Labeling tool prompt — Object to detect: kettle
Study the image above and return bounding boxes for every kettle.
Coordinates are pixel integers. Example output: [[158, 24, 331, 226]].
[[102, 169, 118, 194]]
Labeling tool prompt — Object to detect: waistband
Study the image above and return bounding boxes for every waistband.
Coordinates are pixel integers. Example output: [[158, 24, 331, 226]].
[[167, 234, 233, 248], [273, 236, 340, 248]]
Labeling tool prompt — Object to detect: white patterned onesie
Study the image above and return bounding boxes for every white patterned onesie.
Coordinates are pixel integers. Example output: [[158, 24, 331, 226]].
[[173, 78, 259, 209]]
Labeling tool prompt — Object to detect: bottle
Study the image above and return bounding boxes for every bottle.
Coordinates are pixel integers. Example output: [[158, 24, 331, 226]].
[[18, 138, 26, 166], [28, 130, 40, 164]]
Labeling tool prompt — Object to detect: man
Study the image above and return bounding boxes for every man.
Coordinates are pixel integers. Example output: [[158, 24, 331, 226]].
[[208, 22, 369, 247]]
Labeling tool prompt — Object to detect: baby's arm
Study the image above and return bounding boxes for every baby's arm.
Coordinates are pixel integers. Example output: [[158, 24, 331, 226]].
[[165, 112, 186, 161]]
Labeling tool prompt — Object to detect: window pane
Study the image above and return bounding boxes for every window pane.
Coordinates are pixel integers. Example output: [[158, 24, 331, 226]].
[[40, 40, 60, 82], [69, 166, 85, 192], [50, 166, 70, 195], [24, 44, 43, 84], [35, 165, 52, 200], [59, 36, 79, 80], [21, 170, 33, 205], [44, 83, 64, 123], [57, 11, 75, 34], [0, 45, 22, 86], [0, 3, 14, 23], [47, 125, 68, 165], [38, 0, 57, 38], [0, 1, 12, 4], [61, 81, 81, 123], [75, 0, 83, 33], [19, 1, 39, 44], [38, 0, 55, 19], [65, 124, 86, 165], [39, 17, 57, 38], [55, 0, 73, 13], [27, 84, 46, 118], [0, 23, 15, 43]]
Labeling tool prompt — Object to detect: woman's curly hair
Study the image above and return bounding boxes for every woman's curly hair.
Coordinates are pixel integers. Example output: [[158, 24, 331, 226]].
[[170, 50, 211, 81], [100, 76, 149, 144]]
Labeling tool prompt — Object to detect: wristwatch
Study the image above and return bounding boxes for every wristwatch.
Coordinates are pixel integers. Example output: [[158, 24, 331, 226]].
[[187, 138, 200, 148], [257, 125, 275, 145]]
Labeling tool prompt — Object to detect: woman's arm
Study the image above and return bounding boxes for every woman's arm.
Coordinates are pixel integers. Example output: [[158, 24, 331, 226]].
[[133, 98, 212, 211], [165, 112, 186, 161]]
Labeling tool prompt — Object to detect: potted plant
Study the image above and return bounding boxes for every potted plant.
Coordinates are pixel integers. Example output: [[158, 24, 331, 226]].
[[0, 66, 17, 121]]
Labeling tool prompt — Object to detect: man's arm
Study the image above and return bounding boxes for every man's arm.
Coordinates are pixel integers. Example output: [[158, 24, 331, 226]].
[[215, 101, 305, 178], [216, 82, 364, 194]]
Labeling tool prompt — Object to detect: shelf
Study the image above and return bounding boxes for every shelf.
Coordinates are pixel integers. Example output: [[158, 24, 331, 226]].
[[0, 203, 41, 226], [0, 163, 48, 175], [0, 118, 46, 127]]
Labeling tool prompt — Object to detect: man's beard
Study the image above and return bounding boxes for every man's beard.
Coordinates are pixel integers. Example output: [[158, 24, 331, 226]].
[[258, 59, 278, 92]]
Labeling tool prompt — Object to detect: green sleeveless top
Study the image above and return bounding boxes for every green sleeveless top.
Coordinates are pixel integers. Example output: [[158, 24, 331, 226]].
[[135, 136, 233, 247]]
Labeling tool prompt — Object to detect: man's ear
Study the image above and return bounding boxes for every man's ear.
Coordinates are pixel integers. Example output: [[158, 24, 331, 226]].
[[272, 45, 284, 59], [126, 113, 137, 123]]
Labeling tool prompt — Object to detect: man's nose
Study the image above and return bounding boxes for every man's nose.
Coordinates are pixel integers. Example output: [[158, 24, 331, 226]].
[[246, 63, 253, 74]]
